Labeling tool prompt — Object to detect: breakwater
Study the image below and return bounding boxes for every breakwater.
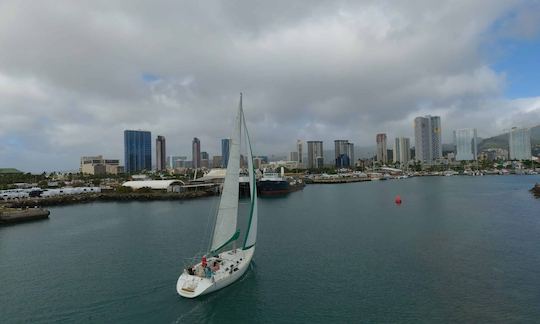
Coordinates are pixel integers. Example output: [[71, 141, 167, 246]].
[[0, 207, 50, 225], [3, 191, 216, 208], [307, 177, 371, 184]]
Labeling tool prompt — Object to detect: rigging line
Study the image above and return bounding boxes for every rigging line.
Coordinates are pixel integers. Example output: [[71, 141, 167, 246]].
[[199, 192, 220, 256]]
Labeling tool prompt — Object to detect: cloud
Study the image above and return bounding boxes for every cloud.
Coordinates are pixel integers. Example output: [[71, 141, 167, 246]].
[[0, 0, 539, 171]]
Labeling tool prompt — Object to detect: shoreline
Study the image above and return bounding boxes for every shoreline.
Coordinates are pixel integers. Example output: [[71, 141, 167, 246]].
[[2, 190, 217, 208]]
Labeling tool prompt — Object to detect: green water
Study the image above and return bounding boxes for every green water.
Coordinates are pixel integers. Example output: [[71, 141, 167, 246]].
[[1, 176, 539, 323]]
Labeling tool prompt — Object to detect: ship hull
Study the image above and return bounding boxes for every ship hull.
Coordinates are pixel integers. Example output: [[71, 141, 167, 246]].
[[257, 180, 290, 196]]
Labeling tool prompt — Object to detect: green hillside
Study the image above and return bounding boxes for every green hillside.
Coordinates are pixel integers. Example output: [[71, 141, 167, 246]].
[[0, 168, 23, 174], [479, 125, 540, 151]]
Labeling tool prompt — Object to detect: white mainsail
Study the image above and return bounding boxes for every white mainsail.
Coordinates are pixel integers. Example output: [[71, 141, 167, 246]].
[[210, 98, 242, 253], [242, 108, 257, 249]]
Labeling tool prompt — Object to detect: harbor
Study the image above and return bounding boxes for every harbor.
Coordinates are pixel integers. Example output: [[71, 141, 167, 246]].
[[1, 176, 539, 322]]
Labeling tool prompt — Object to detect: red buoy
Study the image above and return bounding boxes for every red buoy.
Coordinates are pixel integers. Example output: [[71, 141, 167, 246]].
[[395, 195, 402, 204]]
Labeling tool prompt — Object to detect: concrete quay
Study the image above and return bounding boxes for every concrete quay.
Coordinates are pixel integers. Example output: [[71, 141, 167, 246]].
[[0, 207, 50, 225]]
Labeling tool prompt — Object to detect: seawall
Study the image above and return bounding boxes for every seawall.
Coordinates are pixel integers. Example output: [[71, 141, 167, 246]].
[[0, 208, 50, 225]]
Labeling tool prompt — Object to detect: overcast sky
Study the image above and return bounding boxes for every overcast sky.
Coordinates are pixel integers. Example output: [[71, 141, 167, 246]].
[[1, 0, 540, 171]]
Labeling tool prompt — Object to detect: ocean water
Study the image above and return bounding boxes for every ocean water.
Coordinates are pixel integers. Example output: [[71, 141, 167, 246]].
[[1, 176, 539, 323]]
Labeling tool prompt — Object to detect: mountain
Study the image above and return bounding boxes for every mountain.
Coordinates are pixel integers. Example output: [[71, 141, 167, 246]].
[[478, 125, 540, 151]]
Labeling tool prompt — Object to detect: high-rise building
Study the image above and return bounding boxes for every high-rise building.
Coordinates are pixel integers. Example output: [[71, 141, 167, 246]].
[[289, 151, 299, 161], [414, 115, 442, 163], [347, 142, 354, 167], [201, 151, 209, 168], [454, 128, 477, 161], [335, 140, 353, 168], [124, 130, 151, 173], [169, 156, 187, 168], [393, 137, 411, 164], [192, 137, 201, 168], [155, 135, 166, 171], [307, 141, 324, 169], [297, 140, 303, 164], [221, 138, 231, 168], [212, 156, 222, 168], [253, 157, 262, 169], [509, 127, 531, 160], [376, 133, 387, 164]]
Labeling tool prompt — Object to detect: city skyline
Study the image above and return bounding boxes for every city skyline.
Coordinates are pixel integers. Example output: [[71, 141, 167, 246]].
[[2, 1, 540, 171]]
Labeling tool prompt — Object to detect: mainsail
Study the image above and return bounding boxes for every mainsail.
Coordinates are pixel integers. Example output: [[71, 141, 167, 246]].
[[210, 97, 242, 253], [242, 108, 258, 249]]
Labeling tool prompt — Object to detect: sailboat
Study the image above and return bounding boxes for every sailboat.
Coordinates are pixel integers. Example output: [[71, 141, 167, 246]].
[[176, 94, 258, 298]]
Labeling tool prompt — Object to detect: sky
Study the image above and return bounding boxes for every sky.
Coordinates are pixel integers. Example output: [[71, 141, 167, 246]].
[[1, 0, 540, 172]]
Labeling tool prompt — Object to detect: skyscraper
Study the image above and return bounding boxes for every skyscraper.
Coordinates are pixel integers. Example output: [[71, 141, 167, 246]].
[[394, 137, 411, 164], [221, 138, 231, 168], [307, 141, 324, 169], [414, 115, 442, 163], [334, 140, 353, 168], [201, 151, 209, 168], [192, 137, 201, 169], [297, 140, 303, 164], [376, 133, 387, 164], [155, 135, 166, 171], [509, 127, 531, 160], [124, 130, 151, 173], [347, 142, 354, 167], [454, 128, 477, 161], [289, 151, 299, 161]]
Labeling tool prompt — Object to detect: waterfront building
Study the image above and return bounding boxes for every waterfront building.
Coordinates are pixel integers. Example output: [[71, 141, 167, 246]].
[[124, 130, 151, 173], [192, 137, 201, 169], [201, 152, 210, 168], [169, 156, 187, 168], [221, 138, 231, 168], [347, 142, 354, 166], [454, 128, 477, 161], [297, 140, 303, 164], [414, 115, 442, 163], [393, 137, 411, 165], [509, 127, 531, 160], [156, 135, 166, 171], [253, 157, 262, 169], [334, 140, 354, 168], [290, 151, 299, 162], [212, 155, 222, 168], [307, 141, 324, 169], [376, 134, 388, 164], [80, 155, 123, 175]]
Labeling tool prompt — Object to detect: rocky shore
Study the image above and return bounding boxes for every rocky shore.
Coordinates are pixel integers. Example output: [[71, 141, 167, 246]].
[[531, 183, 540, 198], [2, 190, 217, 208]]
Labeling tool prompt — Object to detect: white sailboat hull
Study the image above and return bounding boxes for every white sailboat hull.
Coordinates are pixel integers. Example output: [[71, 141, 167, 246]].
[[176, 246, 254, 298]]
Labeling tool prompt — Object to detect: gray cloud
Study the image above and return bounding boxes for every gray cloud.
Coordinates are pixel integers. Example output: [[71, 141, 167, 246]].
[[1, 0, 539, 171]]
